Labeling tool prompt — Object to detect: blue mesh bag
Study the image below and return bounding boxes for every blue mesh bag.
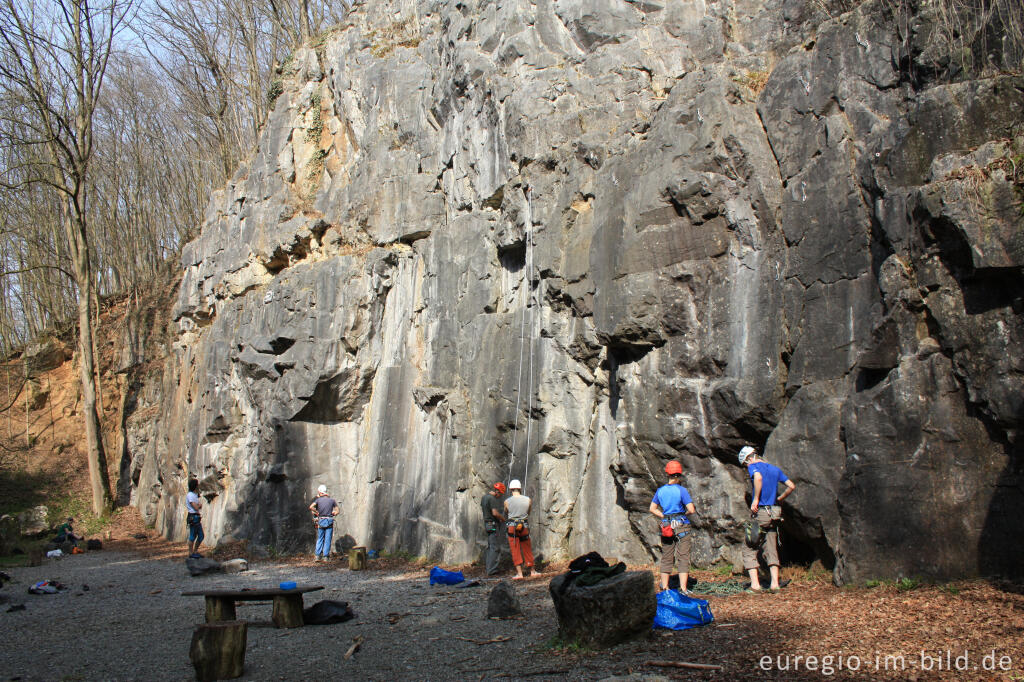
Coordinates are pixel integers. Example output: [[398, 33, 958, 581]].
[[653, 590, 714, 630], [429, 566, 465, 585]]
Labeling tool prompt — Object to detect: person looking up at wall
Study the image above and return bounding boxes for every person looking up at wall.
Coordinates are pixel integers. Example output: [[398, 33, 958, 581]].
[[481, 482, 507, 575], [309, 484, 340, 562], [649, 460, 697, 593], [504, 480, 540, 579], [185, 478, 204, 559]]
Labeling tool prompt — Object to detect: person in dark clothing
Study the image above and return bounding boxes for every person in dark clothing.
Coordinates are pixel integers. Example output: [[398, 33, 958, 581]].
[[481, 482, 507, 575], [308, 484, 340, 561], [54, 517, 82, 545]]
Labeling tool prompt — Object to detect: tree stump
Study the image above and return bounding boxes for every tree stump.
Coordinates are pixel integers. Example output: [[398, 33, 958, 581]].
[[189, 620, 247, 681], [271, 593, 304, 628], [28, 549, 43, 566], [348, 546, 367, 570]]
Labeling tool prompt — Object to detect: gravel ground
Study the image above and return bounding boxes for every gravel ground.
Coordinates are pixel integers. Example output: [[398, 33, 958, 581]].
[[2, 548, 1022, 681], [0, 549, 596, 681]]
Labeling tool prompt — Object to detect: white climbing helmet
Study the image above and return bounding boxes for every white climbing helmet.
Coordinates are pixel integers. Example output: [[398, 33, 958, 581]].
[[738, 446, 756, 464], [509, 479, 522, 490], [317, 484, 327, 494]]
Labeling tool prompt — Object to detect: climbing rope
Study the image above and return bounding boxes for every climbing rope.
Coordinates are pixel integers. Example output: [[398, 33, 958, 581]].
[[506, 185, 538, 492], [507, 225, 529, 488], [689, 578, 750, 596], [523, 186, 536, 489]]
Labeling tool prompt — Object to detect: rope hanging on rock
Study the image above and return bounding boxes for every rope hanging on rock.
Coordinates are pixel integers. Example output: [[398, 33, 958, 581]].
[[507, 185, 538, 492], [508, 224, 528, 489], [523, 185, 537, 489]]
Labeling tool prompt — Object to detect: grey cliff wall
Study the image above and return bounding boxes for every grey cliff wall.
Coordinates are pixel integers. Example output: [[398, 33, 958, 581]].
[[123, 0, 1023, 583]]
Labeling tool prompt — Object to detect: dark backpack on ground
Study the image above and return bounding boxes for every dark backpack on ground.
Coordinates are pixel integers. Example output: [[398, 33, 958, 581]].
[[303, 600, 354, 625], [568, 551, 608, 574], [559, 551, 611, 594]]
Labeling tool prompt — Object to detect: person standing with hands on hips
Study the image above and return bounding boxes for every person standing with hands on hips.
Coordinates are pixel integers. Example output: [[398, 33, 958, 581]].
[[739, 445, 796, 591], [649, 460, 698, 593], [309, 484, 339, 561]]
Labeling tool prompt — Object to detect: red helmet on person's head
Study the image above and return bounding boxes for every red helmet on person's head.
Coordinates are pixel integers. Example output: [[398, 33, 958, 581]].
[[665, 460, 683, 475], [493, 482, 507, 494]]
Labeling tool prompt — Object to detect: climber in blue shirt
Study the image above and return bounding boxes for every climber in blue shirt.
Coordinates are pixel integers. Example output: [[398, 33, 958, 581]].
[[650, 460, 698, 593], [739, 446, 796, 591]]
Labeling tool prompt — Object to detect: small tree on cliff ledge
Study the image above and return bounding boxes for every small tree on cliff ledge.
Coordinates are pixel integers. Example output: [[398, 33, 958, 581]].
[[0, 0, 133, 515]]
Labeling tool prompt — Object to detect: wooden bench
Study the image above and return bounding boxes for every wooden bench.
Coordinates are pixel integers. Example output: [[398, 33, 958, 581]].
[[182, 585, 324, 628]]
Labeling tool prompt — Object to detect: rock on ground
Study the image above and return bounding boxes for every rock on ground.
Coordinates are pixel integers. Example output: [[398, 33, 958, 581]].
[[549, 570, 656, 648]]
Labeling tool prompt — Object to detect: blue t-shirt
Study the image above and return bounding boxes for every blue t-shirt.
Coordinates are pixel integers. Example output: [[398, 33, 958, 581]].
[[748, 462, 789, 505], [652, 484, 693, 523]]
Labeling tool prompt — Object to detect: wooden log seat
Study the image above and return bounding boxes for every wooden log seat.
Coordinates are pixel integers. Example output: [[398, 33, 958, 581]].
[[182, 585, 324, 628], [189, 620, 247, 681]]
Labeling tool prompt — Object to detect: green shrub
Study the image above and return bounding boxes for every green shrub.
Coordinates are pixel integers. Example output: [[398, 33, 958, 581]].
[[895, 577, 921, 591]]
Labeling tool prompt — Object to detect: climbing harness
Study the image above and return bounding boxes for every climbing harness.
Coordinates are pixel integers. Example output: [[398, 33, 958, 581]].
[[661, 513, 689, 538], [506, 518, 530, 539]]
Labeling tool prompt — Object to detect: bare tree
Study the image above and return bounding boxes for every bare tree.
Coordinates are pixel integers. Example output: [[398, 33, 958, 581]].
[[141, 0, 347, 188], [0, 0, 134, 515]]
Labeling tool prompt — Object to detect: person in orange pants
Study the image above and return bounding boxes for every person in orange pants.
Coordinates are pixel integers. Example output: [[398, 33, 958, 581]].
[[503, 479, 540, 579]]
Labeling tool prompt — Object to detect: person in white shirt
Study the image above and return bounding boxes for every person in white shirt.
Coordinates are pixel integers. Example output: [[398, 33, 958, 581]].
[[185, 478, 204, 559], [503, 480, 540, 579]]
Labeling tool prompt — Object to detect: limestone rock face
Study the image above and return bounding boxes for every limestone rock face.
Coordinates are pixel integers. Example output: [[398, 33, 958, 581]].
[[126, 0, 1024, 583]]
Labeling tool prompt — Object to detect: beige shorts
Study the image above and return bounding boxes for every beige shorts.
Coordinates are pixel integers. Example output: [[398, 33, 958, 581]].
[[659, 532, 692, 574], [742, 506, 781, 570]]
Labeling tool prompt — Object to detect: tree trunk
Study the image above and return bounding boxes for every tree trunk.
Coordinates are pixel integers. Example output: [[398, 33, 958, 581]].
[[299, 0, 311, 42], [67, 212, 112, 516]]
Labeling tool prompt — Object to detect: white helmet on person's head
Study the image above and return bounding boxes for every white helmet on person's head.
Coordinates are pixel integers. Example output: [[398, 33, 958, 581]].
[[317, 484, 328, 494], [509, 479, 522, 490], [738, 446, 756, 465]]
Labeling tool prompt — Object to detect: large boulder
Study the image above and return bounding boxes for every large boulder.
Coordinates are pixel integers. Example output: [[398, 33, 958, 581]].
[[16, 506, 48, 536], [549, 570, 656, 648], [186, 557, 223, 576]]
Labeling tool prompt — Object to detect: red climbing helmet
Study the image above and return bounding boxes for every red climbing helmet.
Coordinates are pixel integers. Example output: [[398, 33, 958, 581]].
[[665, 460, 683, 475], [493, 482, 507, 494]]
